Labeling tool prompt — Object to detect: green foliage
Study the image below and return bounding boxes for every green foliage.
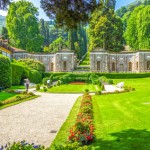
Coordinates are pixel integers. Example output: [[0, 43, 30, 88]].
[[29, 70, 42, 84], [56, 80, 61, 86], [36, 84, 41, 90], [108, 79, 113, 84], [17, 59, 45, 74], [2, 141, 45, 150], [116, 6, 128, 18], [6, 0, 43, 52], [95, 90, 102, 95], [49, 37, 66, 52], [12, 63, 24, 85], [43, 77, 50, 85], [124, 5, 150, 50], [0, 54, 12, 88], [43, 86, 47, 92], [1, 26, 8, 39], [89, 7, 124, 51], [39, 19, 50, 46]]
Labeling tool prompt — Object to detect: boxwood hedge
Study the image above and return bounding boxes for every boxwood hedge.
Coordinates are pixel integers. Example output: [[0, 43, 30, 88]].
[[0, 54, 12, 88]]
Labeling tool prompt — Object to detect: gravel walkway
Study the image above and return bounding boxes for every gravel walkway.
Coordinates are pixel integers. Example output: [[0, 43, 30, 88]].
[[0, 92, 81, 147]]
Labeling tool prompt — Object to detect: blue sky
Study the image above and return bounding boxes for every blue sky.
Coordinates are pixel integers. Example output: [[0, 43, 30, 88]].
[[0, 0, 135, 20]]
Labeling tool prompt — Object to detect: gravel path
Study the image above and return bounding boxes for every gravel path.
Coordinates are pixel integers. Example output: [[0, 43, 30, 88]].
[[0, 92, 81, 147]]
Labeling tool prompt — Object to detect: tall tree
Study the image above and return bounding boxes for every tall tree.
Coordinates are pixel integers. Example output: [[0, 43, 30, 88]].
[[1, 26, 8, 39], [124, 5, 150, 50], [40, 0, 99, 29], [6, 0, 43, 52], [89, 6, 123, 51]]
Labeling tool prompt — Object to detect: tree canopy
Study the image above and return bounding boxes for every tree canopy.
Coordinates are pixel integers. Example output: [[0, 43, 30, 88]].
[[0, 0, 10, 10], [124, 5, 150, 50], [6, 0, 43, 52], [40, 0, 116, 29], [89, 6, 123, 51]]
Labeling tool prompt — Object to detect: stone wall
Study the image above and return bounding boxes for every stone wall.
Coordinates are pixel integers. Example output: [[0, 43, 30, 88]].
[[90, 51, 150, 73]]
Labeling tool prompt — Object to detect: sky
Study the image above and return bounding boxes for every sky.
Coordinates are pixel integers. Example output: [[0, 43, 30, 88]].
[[0, 0, 136, 20]]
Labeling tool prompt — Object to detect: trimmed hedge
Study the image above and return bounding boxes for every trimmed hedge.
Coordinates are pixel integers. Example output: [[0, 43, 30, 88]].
[[12, 63, 24, 85], [29, 70, 42, 84], [0, 55, 12, 88], [44, 72, 150, 80]]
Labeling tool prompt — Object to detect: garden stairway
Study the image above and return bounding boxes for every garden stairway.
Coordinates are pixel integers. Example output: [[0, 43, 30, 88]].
[[74, 53, 90, 72]]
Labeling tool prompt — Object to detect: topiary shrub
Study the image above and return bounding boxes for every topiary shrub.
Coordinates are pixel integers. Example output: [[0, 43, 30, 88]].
[[43, 86, 47, 92], [108, 79, 113, 85], [0, 54, 12, 88], [12, 63, 24, 85], [57, 80, 61, 86], [95, 90, 102, 95], [36, 84, 41, 90]]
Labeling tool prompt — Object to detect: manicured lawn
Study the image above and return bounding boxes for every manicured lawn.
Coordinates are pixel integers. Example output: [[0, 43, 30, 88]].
[[52, 78, 150, 149], [7, 85, 25, 90], [0, 92, 17, 101], [47, 84, 97, 93], [92, 78, 150, 149]]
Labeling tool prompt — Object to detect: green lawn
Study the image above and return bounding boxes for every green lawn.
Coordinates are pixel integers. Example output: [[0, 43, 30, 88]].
[[92, 78, 150, 150], [0, 92, 17, 101], [52, 78, 150, 149], [7, 85, 25, 90], [47, 84, 97, 93]]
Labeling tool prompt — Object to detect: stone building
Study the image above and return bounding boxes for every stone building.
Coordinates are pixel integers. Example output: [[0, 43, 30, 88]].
[[90, 49, 150, 72], [0, 41, 76, 72]]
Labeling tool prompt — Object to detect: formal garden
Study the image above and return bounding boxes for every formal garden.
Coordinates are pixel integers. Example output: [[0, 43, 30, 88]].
[[0, 54, 150, 149], [0, 0, 150, 149]]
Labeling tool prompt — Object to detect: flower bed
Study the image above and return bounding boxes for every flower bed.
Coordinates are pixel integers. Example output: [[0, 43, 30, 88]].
[[68, 94, 95, 145], [69, 82, 86, 85]]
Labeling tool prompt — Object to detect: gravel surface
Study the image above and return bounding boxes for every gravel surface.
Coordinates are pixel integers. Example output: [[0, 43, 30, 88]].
[[0, 92, 81, 147]]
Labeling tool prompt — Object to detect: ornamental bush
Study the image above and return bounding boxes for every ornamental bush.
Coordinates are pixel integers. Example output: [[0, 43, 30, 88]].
[[29, 70, 42, 84], [17, 59, 45, 74], [12, 63, 24, 85], [0, 54, 12, 88]]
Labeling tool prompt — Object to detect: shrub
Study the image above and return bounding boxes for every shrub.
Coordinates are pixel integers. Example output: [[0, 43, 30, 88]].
[[108, 79, 113, 85], [43, 86, 47, 92], [84, 89, 89, 94], [29, 70, 42, 84], [17, 59, 45, 74], [98, 76, 107, 82], [28, 92, 35, 96], [12, 63, 24, 85], [0, 101, 3, 106], [57, 80, 61, 86], [36, 84, 41, 90], [43, 77, 50, 85], [101, 85, 105, 90], [0, 54, 12, 88], [95, 90, 102, 95]]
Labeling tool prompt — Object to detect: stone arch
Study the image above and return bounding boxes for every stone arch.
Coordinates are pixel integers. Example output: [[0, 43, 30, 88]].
[[112, 62, 115, 71], [147, 61, 150, 70], [50, 62, 54, 71], [63, 61, 67, 71], [97, 61, 100, 70], [129, 62, 132, 71]]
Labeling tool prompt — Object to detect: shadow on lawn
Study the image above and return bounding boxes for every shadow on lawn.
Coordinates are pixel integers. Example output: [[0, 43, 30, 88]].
[[93, 129, 150, 150]]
